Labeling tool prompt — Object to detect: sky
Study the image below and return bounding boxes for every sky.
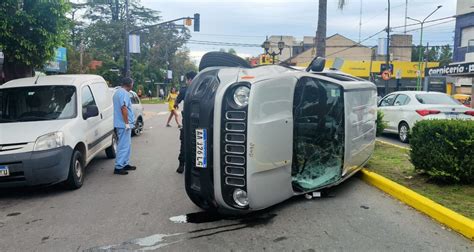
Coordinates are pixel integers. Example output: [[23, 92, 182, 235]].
[[141, 0, 459, 63]]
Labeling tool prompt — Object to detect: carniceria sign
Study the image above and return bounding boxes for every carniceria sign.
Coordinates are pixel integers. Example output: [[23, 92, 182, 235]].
[[425, 62, 474, 76]]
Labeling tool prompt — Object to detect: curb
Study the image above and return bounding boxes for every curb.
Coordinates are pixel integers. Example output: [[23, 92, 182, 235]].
[[376, 139, 410, 151], [360, 168, 474, 240]]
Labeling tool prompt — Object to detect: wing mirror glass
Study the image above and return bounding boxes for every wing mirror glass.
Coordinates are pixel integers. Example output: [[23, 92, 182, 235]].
[[83, 105, 99, 119]]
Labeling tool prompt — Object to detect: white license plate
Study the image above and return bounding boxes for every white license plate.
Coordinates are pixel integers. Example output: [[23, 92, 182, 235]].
[[0, 166, 10, 177], [195, 128, 207, 168], [446, 113, 458, 119]]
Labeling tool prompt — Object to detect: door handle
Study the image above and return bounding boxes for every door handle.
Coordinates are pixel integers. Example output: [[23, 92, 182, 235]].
[[100, 113, 103, 119]]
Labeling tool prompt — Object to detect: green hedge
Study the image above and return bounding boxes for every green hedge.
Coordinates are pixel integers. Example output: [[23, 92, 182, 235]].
[[376, 110, 388, 137], [410, 120, 474, 184]]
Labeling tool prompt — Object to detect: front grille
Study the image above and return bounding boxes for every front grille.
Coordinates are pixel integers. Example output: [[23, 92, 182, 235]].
[[0, 171, 25, 183], [0, 143, 28, 152], [220, 83, 250, 209]]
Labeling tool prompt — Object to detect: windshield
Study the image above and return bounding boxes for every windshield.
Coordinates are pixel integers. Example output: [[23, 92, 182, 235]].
[[415, 93, 461, 105], [0, 85, 77, 123]]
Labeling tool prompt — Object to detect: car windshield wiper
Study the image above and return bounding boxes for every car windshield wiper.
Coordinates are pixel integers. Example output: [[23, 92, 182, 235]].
[[0, 118, 17, 123], [17, 116, 50, 122]]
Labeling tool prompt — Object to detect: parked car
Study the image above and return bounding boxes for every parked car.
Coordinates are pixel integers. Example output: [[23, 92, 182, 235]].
[[378, 91, 474, 143], [110, 88, 144, 136], [183, 52, 377, 214], [0, 75, 116, 189]]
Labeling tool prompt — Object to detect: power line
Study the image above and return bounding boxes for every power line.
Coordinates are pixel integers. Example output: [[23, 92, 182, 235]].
[[326, 29, 386, 57]]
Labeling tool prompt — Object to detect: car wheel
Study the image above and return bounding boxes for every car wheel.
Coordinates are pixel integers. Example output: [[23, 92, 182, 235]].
[[199, 51, 251, 71], [132, 118, 143, 136], [64, 150, 84, 189], [398, 122, 410, 143], [105, 132, 117, 159]]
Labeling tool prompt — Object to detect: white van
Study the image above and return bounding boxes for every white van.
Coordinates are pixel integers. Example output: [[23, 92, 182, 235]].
[[0, 75, 116, 189]]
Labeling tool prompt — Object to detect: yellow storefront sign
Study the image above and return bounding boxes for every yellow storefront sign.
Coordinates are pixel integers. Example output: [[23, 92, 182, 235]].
[[297, 60, 439, 78]]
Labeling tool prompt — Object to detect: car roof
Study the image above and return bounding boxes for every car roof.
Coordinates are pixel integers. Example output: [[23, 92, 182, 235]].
[[386, 91, 446, 96], [0, 74, 105, 89]]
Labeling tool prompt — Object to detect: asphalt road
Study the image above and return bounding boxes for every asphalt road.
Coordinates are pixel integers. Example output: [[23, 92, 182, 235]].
[[377, 133, 410, 149], [0, 104, 472, 251]]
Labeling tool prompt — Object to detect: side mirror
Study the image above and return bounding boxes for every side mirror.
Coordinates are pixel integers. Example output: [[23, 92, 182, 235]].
[[83, 105, 99, 119], [306, 57, 326, 72]]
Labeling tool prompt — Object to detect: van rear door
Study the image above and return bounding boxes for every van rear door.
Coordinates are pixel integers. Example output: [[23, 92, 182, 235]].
[[89, 82, 114, 152]]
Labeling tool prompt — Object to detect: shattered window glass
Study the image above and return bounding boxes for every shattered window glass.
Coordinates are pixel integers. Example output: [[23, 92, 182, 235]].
[[292, 77, 344, 192]]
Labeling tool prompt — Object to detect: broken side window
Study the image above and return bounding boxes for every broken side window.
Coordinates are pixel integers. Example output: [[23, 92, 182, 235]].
[[292, 77, 344, 192]]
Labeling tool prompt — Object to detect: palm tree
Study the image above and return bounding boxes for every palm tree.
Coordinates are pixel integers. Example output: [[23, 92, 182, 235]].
[[315, 0, 347, 57]]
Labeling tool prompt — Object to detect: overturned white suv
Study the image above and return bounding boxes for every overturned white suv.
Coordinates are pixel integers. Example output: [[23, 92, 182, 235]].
[[183, 52, 377, 214]]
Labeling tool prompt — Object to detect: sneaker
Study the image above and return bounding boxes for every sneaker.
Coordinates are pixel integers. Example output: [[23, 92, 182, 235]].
[[178, 125, 182, 129], [114, 169, 128, 175], [124, 165, 137, 171], [166, 124, 171, 127], [176, 164, 184, 174]]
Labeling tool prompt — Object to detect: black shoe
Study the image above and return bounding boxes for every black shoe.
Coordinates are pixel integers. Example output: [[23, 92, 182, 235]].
[[176, 164, 184, 174], [124, 165, 137, 171], [114, 169, 128, 175]]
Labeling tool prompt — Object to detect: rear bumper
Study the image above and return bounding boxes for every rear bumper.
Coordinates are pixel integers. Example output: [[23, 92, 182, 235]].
[[0, 146, 72, 188]]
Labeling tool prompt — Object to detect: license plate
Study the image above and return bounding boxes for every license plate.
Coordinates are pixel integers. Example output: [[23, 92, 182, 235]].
[[195, 129, 207, 168], [446, 113, 458, 119], [0, 166, 9, 177]]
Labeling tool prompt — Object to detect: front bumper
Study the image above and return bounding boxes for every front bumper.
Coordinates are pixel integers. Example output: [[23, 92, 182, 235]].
[[0, 146, 73, 188]]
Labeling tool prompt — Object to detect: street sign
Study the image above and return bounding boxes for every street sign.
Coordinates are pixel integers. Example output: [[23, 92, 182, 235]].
[[129, 34, 140, 54], [382, 70, 391, 80], [396, 69, 401, 79]]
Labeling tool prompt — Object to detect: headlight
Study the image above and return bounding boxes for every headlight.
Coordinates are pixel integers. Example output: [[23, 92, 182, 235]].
[[233, 189, 249, 207], [34, 132, 64, 151], [233, 86, 250, 108]]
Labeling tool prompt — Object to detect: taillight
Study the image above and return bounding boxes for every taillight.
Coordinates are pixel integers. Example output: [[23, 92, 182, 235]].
[[464, 111, 474, 116], [416, 109, 441, 116]]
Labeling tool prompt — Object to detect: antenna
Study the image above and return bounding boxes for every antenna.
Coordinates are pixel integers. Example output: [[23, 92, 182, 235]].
[[34, 75, 40, 84]]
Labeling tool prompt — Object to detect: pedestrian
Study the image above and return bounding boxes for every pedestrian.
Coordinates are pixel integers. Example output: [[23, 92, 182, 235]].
[[166, 87, 181, 128], [175, 71, 197, 173], [159, 88, 164, 100], [112, 77, 137, 175], [148, 89, 152, 100]]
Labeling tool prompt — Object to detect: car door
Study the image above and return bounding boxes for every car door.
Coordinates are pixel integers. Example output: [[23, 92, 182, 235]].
[[130, 92, 140, 123], [392, 94, 411, 128], [378, 94, 397, 131], [89, 82, 114, 151], [81, 85, 102, 158]]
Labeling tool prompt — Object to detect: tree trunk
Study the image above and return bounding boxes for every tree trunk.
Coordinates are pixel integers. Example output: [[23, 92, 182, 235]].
[[3, 59, 34, 82], [315, 0, 327, 58]]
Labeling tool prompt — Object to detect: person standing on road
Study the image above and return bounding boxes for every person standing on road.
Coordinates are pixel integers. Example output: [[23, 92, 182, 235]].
[[113, 77, 137, 175], [166, 87, 181, 128], [175, 71, 197, 173]]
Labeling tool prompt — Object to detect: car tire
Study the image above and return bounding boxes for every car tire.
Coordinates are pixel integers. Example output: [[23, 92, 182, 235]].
[[64, 150, 84, 190], [199, 51, 251, 71], [105, 132, 117, 159], [132, 118, 143, 136], [398, 122, 410, 143]]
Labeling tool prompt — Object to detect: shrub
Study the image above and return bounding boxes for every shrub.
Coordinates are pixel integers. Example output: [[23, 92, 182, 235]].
[[376, 110, 388, 137], [410, 120, 474, 184]]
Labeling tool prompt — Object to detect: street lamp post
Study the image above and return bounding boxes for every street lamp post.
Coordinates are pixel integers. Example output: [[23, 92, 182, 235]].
[[262, 36, 285, 64], [407, 5, 442, 91]]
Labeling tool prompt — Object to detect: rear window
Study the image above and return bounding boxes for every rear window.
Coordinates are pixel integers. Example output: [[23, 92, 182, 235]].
[[415, 94, 461, 105]]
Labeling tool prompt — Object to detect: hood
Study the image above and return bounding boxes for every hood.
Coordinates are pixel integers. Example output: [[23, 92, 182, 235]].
[[0, 120, 67, 144]]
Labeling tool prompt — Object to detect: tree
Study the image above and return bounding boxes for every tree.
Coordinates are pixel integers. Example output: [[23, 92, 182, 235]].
[[315, 0, 347, 58], [438, 45, 453, 66], [0, 0, 70, 81]]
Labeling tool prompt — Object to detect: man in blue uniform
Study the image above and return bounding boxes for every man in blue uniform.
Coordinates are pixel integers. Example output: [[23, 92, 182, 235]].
[[113, 77, 137, 175], [175, 71, 197, 173]]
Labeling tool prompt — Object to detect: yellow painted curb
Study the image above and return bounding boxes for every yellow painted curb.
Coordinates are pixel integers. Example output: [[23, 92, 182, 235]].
[[376, 139, 411, 151], [361, 168, 474, 240]]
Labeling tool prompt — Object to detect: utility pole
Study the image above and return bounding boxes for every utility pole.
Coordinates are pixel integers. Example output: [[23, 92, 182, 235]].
[[358, 0, 363, 43], [79, 42, 84, 74], [123, 0, 130, 78], [385, 0, 390, 96], [404, 0, 408, 34]]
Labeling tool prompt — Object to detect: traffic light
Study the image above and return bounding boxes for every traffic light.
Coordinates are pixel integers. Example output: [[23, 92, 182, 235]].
[[194, 13, 200, 32]]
